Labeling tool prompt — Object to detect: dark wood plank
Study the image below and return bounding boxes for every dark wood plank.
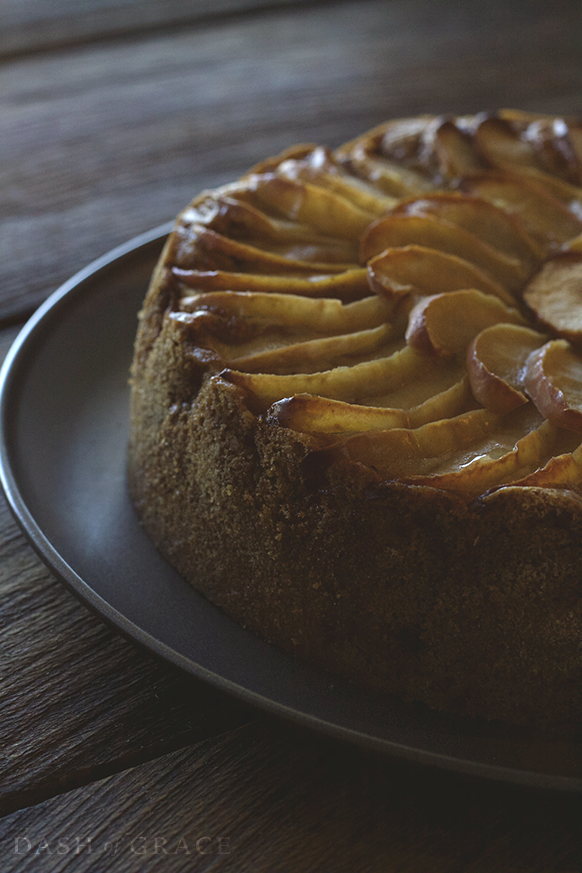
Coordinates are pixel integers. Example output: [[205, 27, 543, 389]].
[[0, 721, 580, 872], [0, 0, 304, 58], [2, 0, 582, 323], [0, 484, 252, 815]]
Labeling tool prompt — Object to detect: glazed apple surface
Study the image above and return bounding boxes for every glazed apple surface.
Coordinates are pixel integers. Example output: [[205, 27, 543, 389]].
[[151, 112, 582, 498]]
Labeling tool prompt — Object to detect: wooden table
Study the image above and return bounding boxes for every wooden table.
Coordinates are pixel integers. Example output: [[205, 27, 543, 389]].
[[1, 1, 581, 869]]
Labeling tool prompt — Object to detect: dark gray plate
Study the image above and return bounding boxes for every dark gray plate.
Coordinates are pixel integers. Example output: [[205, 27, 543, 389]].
[[1, 226, 580, 793]]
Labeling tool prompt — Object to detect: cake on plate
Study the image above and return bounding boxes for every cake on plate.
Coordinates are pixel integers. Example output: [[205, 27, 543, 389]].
[[128, 111, 582, 734]]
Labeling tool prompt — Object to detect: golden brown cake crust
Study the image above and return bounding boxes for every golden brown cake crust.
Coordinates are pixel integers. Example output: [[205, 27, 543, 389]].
[[128, 113, 582, 735]]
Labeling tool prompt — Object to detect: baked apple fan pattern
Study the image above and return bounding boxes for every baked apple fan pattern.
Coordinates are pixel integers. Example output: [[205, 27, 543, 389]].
[[166, 111, 582, 498]]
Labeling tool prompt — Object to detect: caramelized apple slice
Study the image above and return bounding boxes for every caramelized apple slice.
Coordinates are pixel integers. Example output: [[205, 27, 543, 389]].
[[392, 194, 542, 267], [466, 323, 547, 415], [471, 114, 582, 202], [510, 442, 582, 487], [402, 418, 557, 496], [332, 408, 502, 475], [183, 291, 393, 333], [271, 394, 409, 432], [270, 377, 472, 433], [240, 175, 373, 240], [424, 118, 484, 179], [459, 173, 582, 248], [338, 139, 435, 197], [520, 117, 582, 185], [174, 266, 371, 302], [277, 147, 397, 216], [360, 214, 528, 290], [405, 289, 525, 358], [524, 339, 582, 433], [522, 252, 582, 345], [223, 345, 426, 407], [183, 195, 347, 249], [472, 114, 543, 173], [367, 245, 511, 304], [172, 225, 354, 274], [376, 115, 432, 162], [226, 324, 396, 375]]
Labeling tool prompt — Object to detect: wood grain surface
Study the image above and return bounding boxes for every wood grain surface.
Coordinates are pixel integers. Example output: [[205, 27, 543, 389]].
[[1, 721, 581, 873], [2, 1, 582, 871], [2, 0, 582, 323]]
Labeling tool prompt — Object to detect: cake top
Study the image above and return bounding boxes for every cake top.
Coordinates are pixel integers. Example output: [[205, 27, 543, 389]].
[[158, 111, 582, 498]]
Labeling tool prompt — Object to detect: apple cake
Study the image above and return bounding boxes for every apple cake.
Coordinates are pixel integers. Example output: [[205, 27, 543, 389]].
[[128, 111, 582, 734]]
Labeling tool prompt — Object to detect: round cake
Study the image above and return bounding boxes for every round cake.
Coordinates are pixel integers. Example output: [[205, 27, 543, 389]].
[[128, 111, 582, 735]]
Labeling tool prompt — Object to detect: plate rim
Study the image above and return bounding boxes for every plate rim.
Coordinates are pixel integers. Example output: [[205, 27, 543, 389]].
[[1, 227, 580, 794]]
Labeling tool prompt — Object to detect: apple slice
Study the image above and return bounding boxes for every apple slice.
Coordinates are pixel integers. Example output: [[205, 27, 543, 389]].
[[172, 224, 353, 274], [376, 115, 432, 162], [184, 194, 343, 247], [472, 114, 543, 173], [329, 407, 502, 476], [376, 115, 483, 182], [401, 418, 557, 496], [522, 252, 582, 345], [174, 266, 371, 303], [223, 344, 426, 408], [337, 137, 435, 197], [392, 194, 542, 268], [367, 245, 512, 305], [520, 116, 582, 186], [524, 339, 582, 433], [510, 450, 582, 488], [239, 175, 374, 241], [424, 118, 484, 179], [405, 289, 526, 358], [227, 323, 396, 375], [277, 146, 397, 216], [466, 323, 547, 415], [360, 214, 528, 290], [270, 394, 410, 433], [459, 172, 582, 249], [471, 114, 582, 204], [270, 376, 472, 434], [182, 291, 393, 333]]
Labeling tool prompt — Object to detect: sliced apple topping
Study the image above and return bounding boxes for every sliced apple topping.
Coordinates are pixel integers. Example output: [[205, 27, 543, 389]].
[[401, 417, 558, 497], [238, 175, 373, 241], [360, 214, 528, 290], [510, 440, 582, 488], [330, 408, 503, 476], [172, 224, 354, 274], [472, 114, 546, 174], [276, 146, 397, 216], [520, 116, 582, 186], [367, 245, 511, 304], [392, 193, 543, 268], [524, 339, 582, 433], [223, 344, 427, 408], [459, 173, 582, 249], [225, 323, 397, 375], [466, 323, 547, 415], [336, 133, 437, 197], [421, 118, 485, 180], [405, 290, 525, 358], [163, 112, 582, 496], [269, 375, 472, 434], [470, 114, 582, 205], [182, 291, 393, 333], [522, 252, 582, 345], [174, 266, 371, 303]]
